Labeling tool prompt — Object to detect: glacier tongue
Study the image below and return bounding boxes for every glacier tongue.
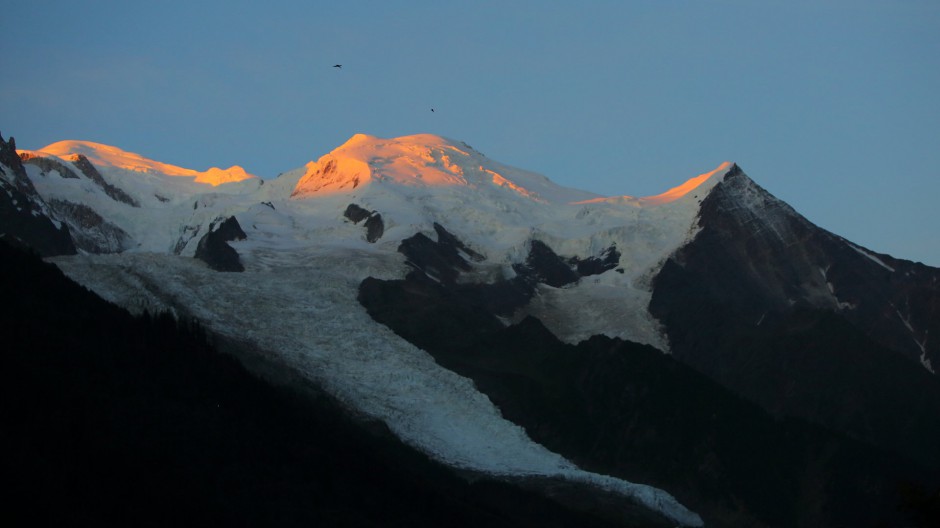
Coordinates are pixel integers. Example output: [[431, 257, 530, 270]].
[[52, 247, 703, 526]]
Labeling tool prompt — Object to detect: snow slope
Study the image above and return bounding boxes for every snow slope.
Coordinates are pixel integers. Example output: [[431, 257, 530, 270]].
[[16, 133, 737, 527], [29, 140, 256, 185], [291, 133, 601, 203], [19, 142, 262, 253]]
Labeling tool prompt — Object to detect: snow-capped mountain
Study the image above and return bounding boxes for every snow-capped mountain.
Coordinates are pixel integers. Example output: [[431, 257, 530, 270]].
[[4, 130, 939, 527], [24, 140, 256, 186]]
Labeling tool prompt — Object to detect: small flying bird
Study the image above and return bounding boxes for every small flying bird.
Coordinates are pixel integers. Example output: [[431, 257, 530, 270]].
[[333, 64, 342, 69], [430, 108, 435, 112]]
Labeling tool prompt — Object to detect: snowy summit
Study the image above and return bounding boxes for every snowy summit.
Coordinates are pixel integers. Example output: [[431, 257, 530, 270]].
[[291, 133, 601, 203], [24, 140, 256, 186]]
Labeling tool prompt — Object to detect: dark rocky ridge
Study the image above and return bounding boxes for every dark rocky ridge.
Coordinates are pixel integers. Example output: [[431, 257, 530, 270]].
[[19, 152, 81, 179], [19, 150, 140, 207], [194, 216, 247, 272], [358, 223, 940, 528], [13, 146, 136, 253], [511, 240, 620, 288], [431, 222, 485, 262], [343, 203, 372, 223], [395, 224, 612, 317], [70, 153, 140, 207], [571, 245, 621, 276], [399, 223, 477, 285], [513, 240, 580, 288], [363, 214, 384, 242], [650, 166, 940, 467], [47, 199, 133, 254], [173, 224, 202, 255], [343, 203, 384, 242], [0, 133, 76, 256], [656, 164, 940, 370], [0, 133, 41, 196]]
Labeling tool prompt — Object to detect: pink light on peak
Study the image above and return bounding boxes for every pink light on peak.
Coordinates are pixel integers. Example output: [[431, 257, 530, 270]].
[[575, 162, 734, 207], [29, 140, 256, 186], [292, 133, 480, 198], [638, 162, 734, 205]]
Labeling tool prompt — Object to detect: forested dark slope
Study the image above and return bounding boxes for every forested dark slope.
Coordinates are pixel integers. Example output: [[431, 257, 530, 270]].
[[0, 241, 647, 528]]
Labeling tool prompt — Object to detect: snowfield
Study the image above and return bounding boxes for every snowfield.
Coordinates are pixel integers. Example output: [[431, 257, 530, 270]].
[[20, 133, 736, 527]]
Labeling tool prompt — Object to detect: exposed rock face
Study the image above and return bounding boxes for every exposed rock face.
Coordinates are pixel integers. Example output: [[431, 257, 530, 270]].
[[431, 222, 485, 262], [649, 166, 940, 466], [172, 224, 202, 255], [20, 150, 139, 207], [399, 224, 476, 285], [511, 240, 620, 288], [0, 134, 76, 256], [513, 240, 579, 288], [194, 216, 247, 272], [47, 199, 133, 254], [14, 148, 136, 253], [363, 214, 384, 243], [1, 134, 40, 196], [70, 154, 139, 207], [571, 245, 621, 276], [343, 203, 371, 223], [343, 203, 384, 242], [359, 225, 936, 528], [395, 225, 623, 316], [20, 154, 81, 179]]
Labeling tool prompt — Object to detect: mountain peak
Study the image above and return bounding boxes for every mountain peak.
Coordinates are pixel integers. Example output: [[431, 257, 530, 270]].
[[24, 140, 255, 186], [640, 161, 734, 205], [291, 133, 599, 203], [290, 133, 471, 198], [574, 161, 735, 207]]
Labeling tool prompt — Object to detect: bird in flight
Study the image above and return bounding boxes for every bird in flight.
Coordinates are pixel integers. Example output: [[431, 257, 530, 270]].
[[431, 108, 435, 112], [333, 64, 342, 69]]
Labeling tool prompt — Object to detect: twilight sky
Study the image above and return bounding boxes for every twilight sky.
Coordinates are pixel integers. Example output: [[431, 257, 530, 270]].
[[3, 1, 938, 265]]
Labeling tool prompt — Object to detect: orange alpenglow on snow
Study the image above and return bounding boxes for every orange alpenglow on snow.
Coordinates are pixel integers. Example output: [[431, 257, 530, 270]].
[[575, 161, 734, 206], [639, 161, 733, 205], [28, 140, 255, 186], [288, 133, 604, 204], [486, 169, 542, 201], [292, 133, 478, 197]]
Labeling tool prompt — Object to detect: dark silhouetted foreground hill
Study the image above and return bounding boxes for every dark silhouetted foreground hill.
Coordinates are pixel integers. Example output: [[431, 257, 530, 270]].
[[0, 240, 656, 528]]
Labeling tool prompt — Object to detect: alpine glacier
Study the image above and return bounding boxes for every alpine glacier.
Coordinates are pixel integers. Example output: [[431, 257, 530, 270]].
[[7, 133, 736, 527]]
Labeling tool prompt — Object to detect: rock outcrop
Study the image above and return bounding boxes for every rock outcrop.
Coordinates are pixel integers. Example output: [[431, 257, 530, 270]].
[[0, 133, 76, 256], [70, 154, 139, 207], [650, 166, 940, 467], [194, 216, 247, 272], [343, 203, 384, 243]]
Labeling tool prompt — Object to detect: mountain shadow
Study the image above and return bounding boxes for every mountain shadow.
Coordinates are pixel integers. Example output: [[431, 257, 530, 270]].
[[0, 240, 655, 528], [359, 229, 940, 528], [650, 167, 940, 469]]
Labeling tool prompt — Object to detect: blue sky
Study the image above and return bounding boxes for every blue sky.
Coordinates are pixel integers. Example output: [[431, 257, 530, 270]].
[[3, 1, 938, 264]]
